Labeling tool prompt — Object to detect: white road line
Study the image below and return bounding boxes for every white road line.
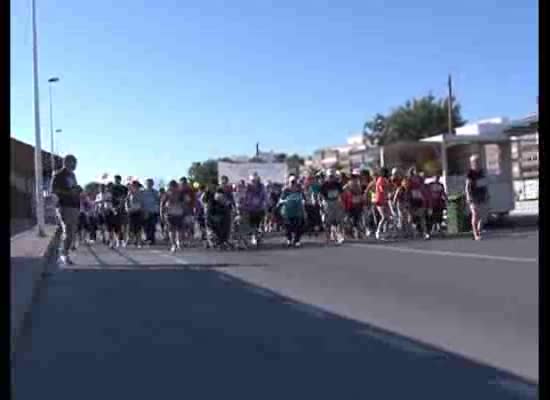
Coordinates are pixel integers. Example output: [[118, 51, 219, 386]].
[[489, 378, 538, 399], [349, 243, 538, 263], [358, 328, 440, 357]]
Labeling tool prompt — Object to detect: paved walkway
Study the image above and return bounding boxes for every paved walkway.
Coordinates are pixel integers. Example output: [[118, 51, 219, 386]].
[[11, 224, 58, 355]]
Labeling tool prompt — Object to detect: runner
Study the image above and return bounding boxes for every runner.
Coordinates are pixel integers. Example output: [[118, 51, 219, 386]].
[[98, 183, 118, 248], [320, 169, 345, 245], [51, 154, 80, 265], [342, 170, 365, 239], [428, 175, 447, 235], [179, 177, 196, 247], [110, 175, 129, 247], [195, 184, 208, 244], [266, 182, 282, 233], [161, 180, 184, 252], [78, 190, 95, 245], [94, 185, 108, 244], [142, 178, 160, 245], [158, 187, 168, 242], [407, 167, 430, 240], [465, 154, 490, 240], [393, 176, 413, 238], [279, 175, 307, 248], [364, 169, 379, 237], [374, 167, 392, 240], [126, 180, 145, 248], [243, 173, 267, 247]]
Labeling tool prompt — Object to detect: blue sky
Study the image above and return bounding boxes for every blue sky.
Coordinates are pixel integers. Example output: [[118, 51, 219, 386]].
[[11, 0, 538, 184]]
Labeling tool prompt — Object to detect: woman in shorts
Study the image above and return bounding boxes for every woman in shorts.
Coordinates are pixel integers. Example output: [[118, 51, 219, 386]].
[[466, 154, 490, 240]]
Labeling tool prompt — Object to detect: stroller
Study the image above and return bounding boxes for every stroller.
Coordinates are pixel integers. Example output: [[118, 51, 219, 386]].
[[206, 192, 233, 250]]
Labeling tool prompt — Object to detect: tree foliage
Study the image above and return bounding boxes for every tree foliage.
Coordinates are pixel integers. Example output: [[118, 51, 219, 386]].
[[188, 160, 218, 186], [364, 94, 466, 145]]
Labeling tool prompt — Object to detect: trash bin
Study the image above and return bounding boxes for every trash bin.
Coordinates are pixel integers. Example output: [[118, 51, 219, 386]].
[[446, 194, 468, 234]]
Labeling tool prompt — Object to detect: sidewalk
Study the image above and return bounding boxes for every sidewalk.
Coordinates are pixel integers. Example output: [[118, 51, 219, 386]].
[[10, 224, 59, 360]]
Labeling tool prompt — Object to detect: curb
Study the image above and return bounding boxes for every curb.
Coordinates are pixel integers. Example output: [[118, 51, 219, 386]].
[[11, 228, 61, 361]]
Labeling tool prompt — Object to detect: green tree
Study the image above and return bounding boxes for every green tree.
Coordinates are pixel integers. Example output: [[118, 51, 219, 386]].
[[363, 94, 466, 145], [380, 94, 466, 144], [188, 160, 218, 185]]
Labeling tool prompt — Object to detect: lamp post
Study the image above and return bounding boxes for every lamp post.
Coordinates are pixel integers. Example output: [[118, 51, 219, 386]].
[[55, 129, 62, 156], [48, 77, 60, 176], [31, 0, 45, 236]]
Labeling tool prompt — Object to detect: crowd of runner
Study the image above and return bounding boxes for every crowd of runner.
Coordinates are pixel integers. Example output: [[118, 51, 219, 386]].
[[72, 166, 449, 253]]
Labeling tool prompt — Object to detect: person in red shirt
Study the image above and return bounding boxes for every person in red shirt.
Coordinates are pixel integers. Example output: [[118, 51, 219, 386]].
[[374, 167, 391, 240], [428, 175, 447, 234]]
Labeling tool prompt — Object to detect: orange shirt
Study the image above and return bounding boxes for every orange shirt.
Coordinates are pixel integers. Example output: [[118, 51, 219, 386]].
[[375, 177, 389, 205]]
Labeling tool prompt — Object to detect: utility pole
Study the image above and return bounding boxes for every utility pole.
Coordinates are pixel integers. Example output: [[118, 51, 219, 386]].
[[31, 0, 46, 236], [448, 74, 454, 136]]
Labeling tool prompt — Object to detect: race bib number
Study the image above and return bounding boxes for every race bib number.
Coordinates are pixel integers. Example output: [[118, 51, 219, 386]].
[[412, 189, 423, 200], [130, 203, 141, 211], [184, 195, 191, 203], [352, 195, 362, 204], [184, 216, 194, 225]]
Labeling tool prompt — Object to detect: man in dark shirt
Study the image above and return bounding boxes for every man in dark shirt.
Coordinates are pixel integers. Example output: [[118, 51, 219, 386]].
[[51, 154, 80, 265], [110, 175, 129, 244]]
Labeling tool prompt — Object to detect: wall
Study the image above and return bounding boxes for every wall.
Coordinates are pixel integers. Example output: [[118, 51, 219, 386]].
[[10, 138, 62, 221]]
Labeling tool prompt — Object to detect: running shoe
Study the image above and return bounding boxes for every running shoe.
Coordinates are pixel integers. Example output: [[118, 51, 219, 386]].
[[59, 255, 74, 266], [294, 241, 302, 248]]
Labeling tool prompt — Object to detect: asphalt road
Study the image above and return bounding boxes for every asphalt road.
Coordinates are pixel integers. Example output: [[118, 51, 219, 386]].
[[13, 229, 538, 400]]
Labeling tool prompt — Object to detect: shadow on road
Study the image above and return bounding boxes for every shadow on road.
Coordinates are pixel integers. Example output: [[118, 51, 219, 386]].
[[13, 265, 537, 400]]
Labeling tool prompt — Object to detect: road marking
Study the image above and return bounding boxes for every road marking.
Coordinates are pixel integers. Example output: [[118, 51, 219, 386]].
[[489, 378, 538, 399], [358, 328, 440, 357], [349, 243, 538, 263]]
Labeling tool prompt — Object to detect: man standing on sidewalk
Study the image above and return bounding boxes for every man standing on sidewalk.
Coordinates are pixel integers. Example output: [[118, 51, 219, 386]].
[[51, 154, 80, 265], [142, 178, 160, 245]]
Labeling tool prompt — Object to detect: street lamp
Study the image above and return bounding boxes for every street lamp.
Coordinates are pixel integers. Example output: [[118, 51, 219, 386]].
[[31, 0, 46, 236], [48, 76, 60, 176]]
